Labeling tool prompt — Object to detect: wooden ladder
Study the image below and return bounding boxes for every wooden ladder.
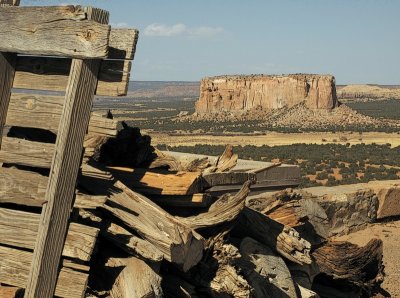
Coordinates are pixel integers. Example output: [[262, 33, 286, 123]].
[[0, 3, 137, 298]]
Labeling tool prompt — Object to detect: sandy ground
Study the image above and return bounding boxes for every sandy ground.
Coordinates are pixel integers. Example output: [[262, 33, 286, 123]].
[[147, 131, 400, 147], [334, 220, 400, 297]]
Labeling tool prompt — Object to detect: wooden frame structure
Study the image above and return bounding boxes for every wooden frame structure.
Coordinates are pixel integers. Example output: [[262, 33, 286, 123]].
[[0, 2, 138, 297]]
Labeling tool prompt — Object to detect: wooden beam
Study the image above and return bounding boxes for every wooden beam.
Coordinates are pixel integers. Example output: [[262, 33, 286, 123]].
[[108, 28, 139, 60], [0, 208, 99, 262], [103, 181, 204, 272], [13, 56, 132, 96], [0, 137, 54, 168], [0, 246, 88, 298], [25, 45, 105, 298], [0, 52, 16, 148], [202, 172, 256, 188], [0, 6, 110, 58]]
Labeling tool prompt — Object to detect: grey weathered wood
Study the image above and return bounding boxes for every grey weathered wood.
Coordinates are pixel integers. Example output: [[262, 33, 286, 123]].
[[202, 172, 256, 188], [0, 0, 19, 6], [6, 93, 118, 135], [178, 181, 251, 231], [102, 220, 163, 262], [14, 56, 132, 96], [108, 28, 139, 60], [234, 207, 312, 265], [0, 208, 99, 262], [0, 52, 16, 149], [102, 181, 204, 272], [0, 6, 110, 58], [0, 136, 54, 168], [238, 237, 297, 298], [0, 246, 88, 298], [25, 56, 104, 298]]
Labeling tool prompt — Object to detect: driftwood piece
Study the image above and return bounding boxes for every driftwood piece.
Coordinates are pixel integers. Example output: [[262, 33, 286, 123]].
[[0, 6, 110, 58], [234, 207, 312, 265], [177, 181, 251, 233], [102, 220, 163, 262], [238, 237, 297, 298], [204, 145, 238, 174], [108, 256, 163, 298], [312, 239, 384, 294], [102, 181, 204, 271]]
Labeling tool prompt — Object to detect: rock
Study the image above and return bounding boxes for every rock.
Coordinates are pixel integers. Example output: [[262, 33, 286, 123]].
[[195, 74, 338, 114]]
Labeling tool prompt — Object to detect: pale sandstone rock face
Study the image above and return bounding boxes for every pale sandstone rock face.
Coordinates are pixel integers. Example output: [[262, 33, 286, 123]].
[[195, 74, 338, 114]]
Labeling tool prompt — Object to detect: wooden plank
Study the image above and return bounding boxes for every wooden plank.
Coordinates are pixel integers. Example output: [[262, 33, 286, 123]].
[[6, 93, 118, 135], [14, 56, 132, 96], [0, 208, 99, 262], [149, 193, 213, 208], [108, 28, 139, 60], [108, 167, 203, 195], [0, 137, 54, 168], [0, 246, 88, 298], [25, 56, 104, 298], [0, 52, 16, 148], [0, 6, 110, 58], [6, 92, 64, 132], [0, 167, 47, 206], [202, 172, 256, 188]]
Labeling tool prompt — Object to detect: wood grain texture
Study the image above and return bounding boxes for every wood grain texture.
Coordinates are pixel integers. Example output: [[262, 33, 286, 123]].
[[0, 286, 23, 298], [0, 208, 99, 261], [0, 52, 16, 148], [0, 6, 110, 58], [0, 137, 54, 168], [14, 56, 132, 96], [6, 93, 118, 135], [103, 181, 204, 272], [25, 58, 102, 297], [0, 246, 88, 298], [108, 167, 203, 195], [102, 220, 163, 262], [108, 28, 139, 60]]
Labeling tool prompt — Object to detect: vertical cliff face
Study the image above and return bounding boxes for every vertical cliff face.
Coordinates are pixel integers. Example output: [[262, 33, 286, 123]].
[[195, 74, 338, 114]]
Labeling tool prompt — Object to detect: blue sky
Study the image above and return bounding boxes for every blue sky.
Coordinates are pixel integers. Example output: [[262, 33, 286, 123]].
[[24, 0, 399, 84]]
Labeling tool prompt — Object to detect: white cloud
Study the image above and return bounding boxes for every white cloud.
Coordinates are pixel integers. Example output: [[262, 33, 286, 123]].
[[144, 23, 223, 38]]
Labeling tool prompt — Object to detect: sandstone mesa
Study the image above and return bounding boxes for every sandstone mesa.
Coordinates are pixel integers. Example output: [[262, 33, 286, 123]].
[[195, 74, 338, 114]]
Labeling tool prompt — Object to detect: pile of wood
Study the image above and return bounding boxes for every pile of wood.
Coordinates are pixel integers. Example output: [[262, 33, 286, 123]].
[[69, 122, 388, 297]]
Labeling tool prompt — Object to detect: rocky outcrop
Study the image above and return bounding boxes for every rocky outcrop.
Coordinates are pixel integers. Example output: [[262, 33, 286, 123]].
[[195, 74, 338, 114]]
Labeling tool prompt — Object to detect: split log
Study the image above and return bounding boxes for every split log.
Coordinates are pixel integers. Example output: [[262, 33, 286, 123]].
[[312, 239, 384, 294], [238, 237, 297, 298], [102, 181, 204, 272], [108, 256, 163, 298], [101, 220, 163, 262], [177, 181, 252, 234], [234, 207, 312, 265], [108, 167, 203, 195]]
